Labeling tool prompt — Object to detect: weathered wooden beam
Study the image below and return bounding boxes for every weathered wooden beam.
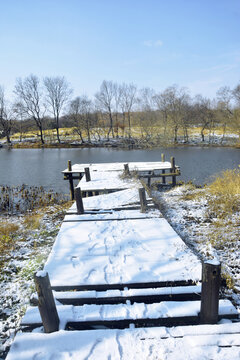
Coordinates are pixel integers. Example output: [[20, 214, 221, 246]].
[[45, 292, 202, 306], [74, 187, 84, 214], [51, 279, 197, 292], [200, 260, 221, 324], [161, 154, 166, 184], [34, 271, 59, 333], [171, 156, 176, 186], [64, 174, 83, 180], [84, 167, 91, 182], [124, 163, 130, 175], [66, 316, 200, 330], [147, 171, 152, 187], [65, 204, 155, 215], [77, 188, 130, 194], [67, 160, 74, 200], [63, 216, 156, 223], [30, 288, 201, 306], [171, 157, 176, 186], [140, 171, 180, 179], [139, 187, 147, 213]]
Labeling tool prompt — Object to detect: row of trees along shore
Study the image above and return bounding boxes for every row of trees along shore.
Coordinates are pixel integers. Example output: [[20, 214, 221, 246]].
[[0, 75, 240, 146]]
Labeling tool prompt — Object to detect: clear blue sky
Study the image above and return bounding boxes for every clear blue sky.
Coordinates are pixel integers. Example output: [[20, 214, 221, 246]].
[[0, 0, 239, 100]]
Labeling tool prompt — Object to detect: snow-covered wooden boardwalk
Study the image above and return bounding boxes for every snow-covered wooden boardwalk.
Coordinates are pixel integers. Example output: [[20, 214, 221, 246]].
[[43, 217, 201, 290], [6, 161, 240, 360], [63, 159, 180, 198], [8, 320, 240, 359], [45, 162, 200, 290]]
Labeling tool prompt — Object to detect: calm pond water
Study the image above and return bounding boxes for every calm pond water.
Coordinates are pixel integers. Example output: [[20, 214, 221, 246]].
[[0, 147, 239, 194]]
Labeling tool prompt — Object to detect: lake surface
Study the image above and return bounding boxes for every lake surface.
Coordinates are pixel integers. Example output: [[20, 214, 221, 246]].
[[0, 147, 239, 194]]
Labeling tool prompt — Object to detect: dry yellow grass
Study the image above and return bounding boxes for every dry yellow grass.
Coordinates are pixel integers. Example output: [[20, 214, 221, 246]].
[[0, 222, 19, 253], [23, 213, 42, 229], [8, 124, 240, 144], [207, 167, 240, 217]]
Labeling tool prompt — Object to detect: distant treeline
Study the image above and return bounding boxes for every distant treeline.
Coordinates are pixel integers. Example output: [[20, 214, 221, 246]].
[[0, 76, 240, 145]]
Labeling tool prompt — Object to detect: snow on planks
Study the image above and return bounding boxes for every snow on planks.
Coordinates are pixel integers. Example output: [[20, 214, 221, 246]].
[[63, 209, 161, 222], [30, 284, 202, 306], [67, 188, 153, 212], [7, 323, 240, 360], [22, 299, 238, 330], [62, 161, 175, 174], [77, 170, 138, 192], [43, 217, 202, 289]]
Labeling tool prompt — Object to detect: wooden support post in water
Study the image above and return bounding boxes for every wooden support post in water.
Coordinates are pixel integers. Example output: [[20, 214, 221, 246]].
[[84, 167, 91, 182], [124, 163, 130, 176], [139, 187, 147, 213], [200, 260, 221, 324], [161, 154, 166, 184], [68, 160, 74, 200], [171, 156, 176, 186], [147, 171, 152, 187], [75, 187, 84, 214], [34, 271, 59, 333]]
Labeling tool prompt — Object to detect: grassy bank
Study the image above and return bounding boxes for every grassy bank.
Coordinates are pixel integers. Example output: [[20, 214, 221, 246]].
[[1, 125, 239, 149], [153, 167, 240, 301]]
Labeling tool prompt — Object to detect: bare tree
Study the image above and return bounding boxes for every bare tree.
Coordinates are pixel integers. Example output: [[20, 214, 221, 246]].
[[12, 102, 26, 142], [113, 83, 123, 138], [0, 86, 12, 144], [14, 75, 46, 144], [216, 86, 233, 143], [232, 82, 240, 139], [232, 83, 240, 105], [69, 95, 93, 143], [154, 92, 169, 137], [155, 85, 190, 143], [137, 87, 156, 140], [44, 76, 72, 143], [120, 83, 137, 138], [95, 80, 116, 140], [193, 95, 215, 142]]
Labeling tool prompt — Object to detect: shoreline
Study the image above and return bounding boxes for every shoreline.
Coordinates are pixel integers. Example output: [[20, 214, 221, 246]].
[[1, 138, 239, 150]]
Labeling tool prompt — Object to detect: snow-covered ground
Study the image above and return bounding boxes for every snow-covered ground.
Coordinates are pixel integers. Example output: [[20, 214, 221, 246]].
[[0, 206, 67, 359], [152, 184, 240, 308]]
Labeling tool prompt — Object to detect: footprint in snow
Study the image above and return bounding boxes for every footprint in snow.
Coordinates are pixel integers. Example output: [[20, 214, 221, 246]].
[[71, 256, 80, 268]]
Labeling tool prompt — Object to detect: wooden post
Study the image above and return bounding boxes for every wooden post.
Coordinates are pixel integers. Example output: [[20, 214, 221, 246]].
[[147, 171, 152, 187], [75, 187, 84, 214], [139, 187, 147, 213], [84, 167, 91, 182], [68, 160, 74, 200], [124, 163, 130, 176], [161, 154, 166, 184], [171, 156, 176, 186], [34, 271, 59, 333], [200, 260, 221, 324]]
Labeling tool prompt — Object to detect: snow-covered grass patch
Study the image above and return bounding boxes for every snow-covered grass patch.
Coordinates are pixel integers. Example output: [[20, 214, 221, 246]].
[[153, 171, 240, 308], [0, 203, 71, 359]]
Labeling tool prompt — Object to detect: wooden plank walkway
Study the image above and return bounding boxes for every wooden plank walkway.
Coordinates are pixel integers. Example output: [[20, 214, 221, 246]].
[[62, 161, 177, 174], [6, 161, 240, 360], [43, 217, 202, 290], [67, 188, 154, 212], [22, 299, 238, 330], [8, 323, 240, 359], [63, 159, 181, 198]]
